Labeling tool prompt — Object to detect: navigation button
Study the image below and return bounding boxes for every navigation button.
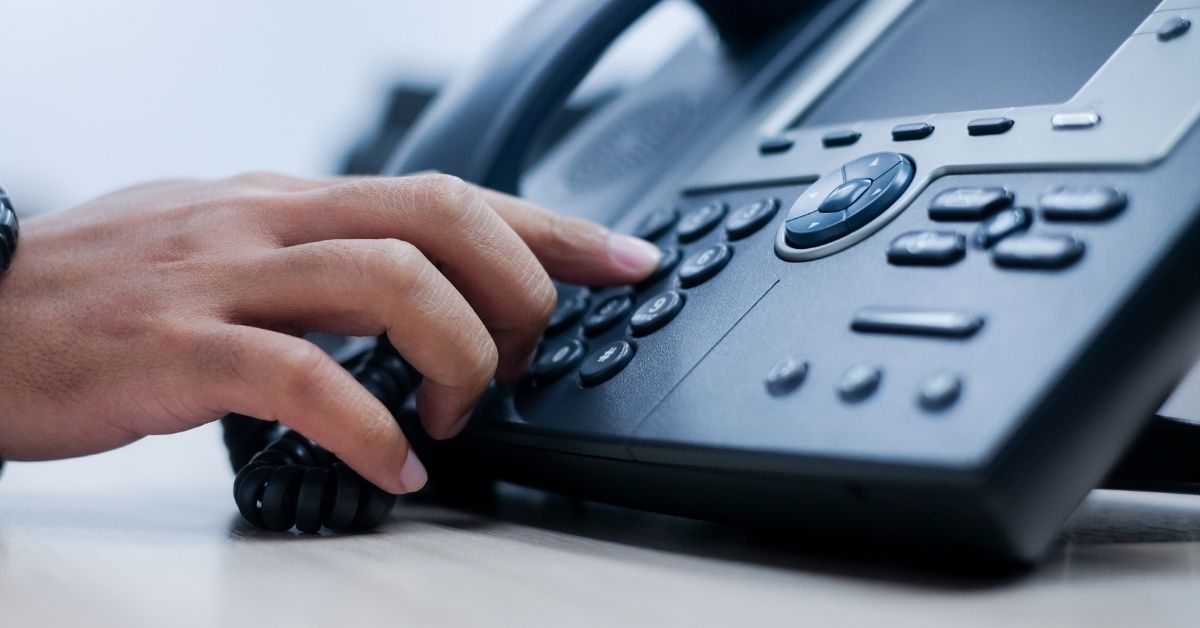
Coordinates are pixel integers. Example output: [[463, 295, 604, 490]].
[[678, 243, 733, 288], [844, 160, 915, 231], [887, 231, 966, 266], [819, 179, 871, 213], [530, 339, 587, 386], [784, 210, 850, 249], [676, 202, 727, 243], [967, 117, 1014, 136], [973, 207, 1032, 249], [992, 235, 1085, 269], [891, 122, 934, 141], [786, 174, 846, 222], [852, 307, 984, 339], [928, 187, 1013, 221], [842, 151, 905, 181], [629, 291, 685, 336], [822, 129, 861, 148], [725, 198, 780, 240], [1039, 187, 1126, 221], [579, 340, 635, 387]]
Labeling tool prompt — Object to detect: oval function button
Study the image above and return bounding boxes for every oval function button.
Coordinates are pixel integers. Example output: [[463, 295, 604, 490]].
[[725, 198, 780, 240], [530, 339, 587, 386], [822, 129, 861, 148], [891, 122, 934, 141], [758, 135, 794, 155], [973, 207, 1032, 249], [582, 293, 634, 336], [928, 187, 1013, 221], [1158, 16, 1190, 42], [629, 291, 685, 337], [678, 243, 732, 288], [676, 202, 727, 243], [838, 364, 883, 402], [967, 117, 1014, 136], [918, 372, 963, 412], [765, 358, 808, 396], [992, 235, 1085, 270], [851, 307, 984, 339], [579, 340, 636, 387], [887, 231, 967, 266], [1039, 187, 1126, 221]]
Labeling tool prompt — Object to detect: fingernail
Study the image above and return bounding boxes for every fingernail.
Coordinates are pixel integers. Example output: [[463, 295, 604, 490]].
[[400, 451, 428, 493], [607, 232, 662, 276]]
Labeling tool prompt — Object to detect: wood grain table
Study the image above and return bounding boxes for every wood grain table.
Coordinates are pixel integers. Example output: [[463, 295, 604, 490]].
[[3, 424, 1200, 628]]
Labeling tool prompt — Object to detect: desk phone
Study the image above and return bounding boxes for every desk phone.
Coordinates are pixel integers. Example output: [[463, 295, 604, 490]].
[[225, 0, 1200, 563]]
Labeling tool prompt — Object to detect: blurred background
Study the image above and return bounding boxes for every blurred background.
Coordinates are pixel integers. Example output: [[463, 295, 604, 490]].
[[0, 0, 705, 216]]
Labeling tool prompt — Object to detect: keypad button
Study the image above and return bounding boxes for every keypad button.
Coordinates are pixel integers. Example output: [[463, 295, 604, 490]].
[[629, 291, 685, 337], [842, 151, 906, 181], [725, 198, 780, 240], [1157, 16, 1190, 42], [838, 364, 882, 402], [530, 339, 587, 386], [967, 117, 1014, 136], [918, 372, 962, 411], [784, 210, 850, 249], [887, 231, 967, 266], [758, 135, 794, 154], [546, 289, 590, 336], [851, 307, 984, 339], [635, 206, 679, 241], [579, 340, 636, 387], [678, 243, 732, 288], [765, 358, 808, 396], [973, 207, 1032, 249], [636, 246, 682, 291], [992, 235, 1085, 269], [582, 294, 634, 336], [819, 179, 871, 213], [676, 202, 727, 243], [1039, 187, 1126, 221], [822, 129, 861, 148], [928, 187, 1013, 221], [891, 122, 934, 141]]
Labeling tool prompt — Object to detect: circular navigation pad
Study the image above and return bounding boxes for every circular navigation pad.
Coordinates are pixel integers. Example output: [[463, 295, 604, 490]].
[[783, 152, 914, 250]]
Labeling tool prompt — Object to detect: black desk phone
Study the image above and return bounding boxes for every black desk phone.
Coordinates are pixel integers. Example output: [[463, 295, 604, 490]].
[[225, 0, 1200, 563]]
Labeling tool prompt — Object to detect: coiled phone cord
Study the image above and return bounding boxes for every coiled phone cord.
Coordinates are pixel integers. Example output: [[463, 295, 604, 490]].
[[222, 339, 420, 533]]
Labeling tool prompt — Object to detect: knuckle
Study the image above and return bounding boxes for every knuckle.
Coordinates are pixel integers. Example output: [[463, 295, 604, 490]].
[[462, 330, 500, 388], [278, 341, 338, 402], [355, 239, 425, 295]]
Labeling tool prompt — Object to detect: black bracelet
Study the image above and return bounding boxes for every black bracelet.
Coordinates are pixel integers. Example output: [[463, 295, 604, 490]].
[[0, 186, 19, 272]]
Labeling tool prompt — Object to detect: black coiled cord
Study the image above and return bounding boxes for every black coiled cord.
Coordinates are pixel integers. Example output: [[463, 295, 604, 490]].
[[223, 339, 420, 533]]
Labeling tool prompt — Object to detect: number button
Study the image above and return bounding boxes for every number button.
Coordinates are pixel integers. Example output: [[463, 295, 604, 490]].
[[629, 291, 685, 337], [678, 243, 733, 288], [579, 340, 636, 387]]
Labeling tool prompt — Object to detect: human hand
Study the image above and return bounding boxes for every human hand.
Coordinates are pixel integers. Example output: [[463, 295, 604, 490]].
[[0, 173, 661, 493]]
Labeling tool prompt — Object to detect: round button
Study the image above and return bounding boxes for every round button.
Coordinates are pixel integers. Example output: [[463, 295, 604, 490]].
[[546, 290, 589, 336], [838, 364, 882, 402], [580, 340, 636, 387], [842, 158, 915, 231], [676, 202, 727, 243], [781, 152, 914, 251], [582, 294, 634, 336], [784, 210, 851, 249], [635, 206, 679, 241], [678, 243, 732, 288], [918, 372, 962, 411], [765, 358, 808, 396], [629, 291, 685, 337], [530, 339, 587, 386], [725, 198, 780, 240], [636, 246, 682, 291]]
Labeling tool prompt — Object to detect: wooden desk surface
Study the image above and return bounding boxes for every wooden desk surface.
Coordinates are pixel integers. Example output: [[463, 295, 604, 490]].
[[3, 425, 1200, 628]]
